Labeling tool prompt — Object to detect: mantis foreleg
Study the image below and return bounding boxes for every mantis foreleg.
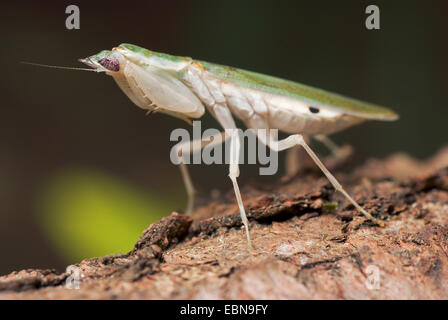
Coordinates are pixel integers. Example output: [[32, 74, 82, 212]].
[[174, 131, 227, 215]]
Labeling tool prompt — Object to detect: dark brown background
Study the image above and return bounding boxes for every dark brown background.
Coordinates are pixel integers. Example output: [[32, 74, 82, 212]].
[[0, 0, 447, 275]]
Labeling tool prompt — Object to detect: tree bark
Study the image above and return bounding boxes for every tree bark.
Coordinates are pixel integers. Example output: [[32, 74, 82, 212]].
[[1, 147, 447, 299]]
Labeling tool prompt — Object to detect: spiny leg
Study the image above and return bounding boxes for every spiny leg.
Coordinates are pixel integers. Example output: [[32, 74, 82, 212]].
[[258, 131, 383, 225], [175, 131, 226, 215]]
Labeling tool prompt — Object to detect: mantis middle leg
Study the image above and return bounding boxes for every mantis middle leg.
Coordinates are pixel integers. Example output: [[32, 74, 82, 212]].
[[212, 103, 254, 252]]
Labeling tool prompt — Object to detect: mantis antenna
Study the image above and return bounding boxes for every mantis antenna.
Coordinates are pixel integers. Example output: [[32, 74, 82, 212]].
[[20, 61, 102, 72]]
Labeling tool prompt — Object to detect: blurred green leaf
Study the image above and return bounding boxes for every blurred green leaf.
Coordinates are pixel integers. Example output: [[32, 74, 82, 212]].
[[37, 168, 176, 263]]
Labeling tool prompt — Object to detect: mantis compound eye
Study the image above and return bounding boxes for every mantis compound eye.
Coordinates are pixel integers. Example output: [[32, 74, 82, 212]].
[[98, 55, 120, 72]]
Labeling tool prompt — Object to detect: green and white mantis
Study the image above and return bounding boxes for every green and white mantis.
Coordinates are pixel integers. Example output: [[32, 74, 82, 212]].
[[30, 43, 399, 252]]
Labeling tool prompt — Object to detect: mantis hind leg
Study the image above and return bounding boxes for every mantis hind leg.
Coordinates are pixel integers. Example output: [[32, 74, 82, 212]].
[[285, 145, 301, 176], [285, 134, 352, 177], [313, 134, 343, 157], [258, 131, 384, 226], [285, 135, 312, 177], [313, 134, 353, 160]]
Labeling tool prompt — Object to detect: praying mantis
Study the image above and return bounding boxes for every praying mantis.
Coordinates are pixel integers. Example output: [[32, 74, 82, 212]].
[[28, 43, 399, 252]]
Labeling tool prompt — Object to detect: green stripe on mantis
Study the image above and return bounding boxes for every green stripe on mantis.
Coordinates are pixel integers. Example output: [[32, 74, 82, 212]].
[[120, 43, 187, 63]]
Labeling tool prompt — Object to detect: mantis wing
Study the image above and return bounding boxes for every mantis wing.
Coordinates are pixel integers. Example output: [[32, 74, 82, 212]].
[[198, 60, 399, 121]]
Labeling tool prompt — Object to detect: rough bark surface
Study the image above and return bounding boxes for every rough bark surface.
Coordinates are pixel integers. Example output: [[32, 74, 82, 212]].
[[1, 147, 448, 299]]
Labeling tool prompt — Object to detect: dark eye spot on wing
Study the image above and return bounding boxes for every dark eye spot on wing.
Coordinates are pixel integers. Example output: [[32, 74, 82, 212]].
[[309, 106, 320, 114]]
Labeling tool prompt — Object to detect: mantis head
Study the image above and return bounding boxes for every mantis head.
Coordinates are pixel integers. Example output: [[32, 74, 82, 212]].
[[78, 50, 124, 73], [22, 45, 205, 123]]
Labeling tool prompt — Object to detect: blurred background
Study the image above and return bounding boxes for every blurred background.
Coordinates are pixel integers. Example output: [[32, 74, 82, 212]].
[[0, 0, 446, 274]]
